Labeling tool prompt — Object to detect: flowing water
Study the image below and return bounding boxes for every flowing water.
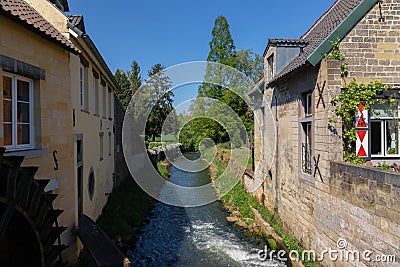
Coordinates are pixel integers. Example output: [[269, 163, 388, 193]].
[[129, 153, 286, 267]]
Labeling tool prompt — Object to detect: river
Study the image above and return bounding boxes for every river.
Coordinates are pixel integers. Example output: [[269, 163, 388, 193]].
[[128, 153, 286, 266]]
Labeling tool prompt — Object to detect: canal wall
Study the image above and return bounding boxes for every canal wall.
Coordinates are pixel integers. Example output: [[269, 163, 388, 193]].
[[245, 160, 400, 267]]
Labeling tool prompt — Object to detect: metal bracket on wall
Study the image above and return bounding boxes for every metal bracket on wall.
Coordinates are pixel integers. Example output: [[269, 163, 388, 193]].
[[378, 0, 385, 22], [316, 81, 326, 109], [53, 150, 59, 170], [313, 154, 324, 183]]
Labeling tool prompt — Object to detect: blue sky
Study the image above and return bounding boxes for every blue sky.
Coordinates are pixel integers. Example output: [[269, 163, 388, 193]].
[[67, 0, 334, 105]]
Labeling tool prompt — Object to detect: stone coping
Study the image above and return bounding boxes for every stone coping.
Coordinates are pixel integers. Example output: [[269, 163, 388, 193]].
[[331, 161, 400, 187]]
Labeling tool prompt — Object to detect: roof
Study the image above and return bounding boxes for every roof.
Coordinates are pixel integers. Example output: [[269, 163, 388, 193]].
[[48, 0, 69, 12], [0, 0, 79, 54], [268, 0, 378, 86], [67, 15, 119, 90], [81, 34, 120, 91], [67, 15, 85, 33], [264, 39, 308, 56]]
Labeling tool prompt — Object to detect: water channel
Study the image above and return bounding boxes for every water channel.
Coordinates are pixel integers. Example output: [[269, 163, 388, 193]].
[[129, 153, 286, 266]]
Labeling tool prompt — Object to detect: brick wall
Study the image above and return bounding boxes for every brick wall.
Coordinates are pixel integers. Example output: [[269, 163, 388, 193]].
[[251, 2, 400, 266], [340, 0, 400, 86]]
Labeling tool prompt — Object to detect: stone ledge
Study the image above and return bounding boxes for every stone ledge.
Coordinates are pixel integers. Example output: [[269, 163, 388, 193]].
[[4, 148, 48, 158], [331, 161, 400, 187]]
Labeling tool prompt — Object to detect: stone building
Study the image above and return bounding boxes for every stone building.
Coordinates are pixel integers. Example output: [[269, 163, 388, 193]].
[[0, 0, 118, 265], [252, 0, 400, 266]]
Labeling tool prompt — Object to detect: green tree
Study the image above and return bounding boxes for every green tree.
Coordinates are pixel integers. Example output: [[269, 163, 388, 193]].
[[234, 49, 264, 82], [114, 69, 131, 109], [128, 60, 142, 95], [145, 64, 175, 141], [198, 15, 236, 99]]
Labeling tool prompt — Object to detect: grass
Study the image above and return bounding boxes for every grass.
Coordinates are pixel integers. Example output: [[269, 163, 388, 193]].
[[157, 161, 170, 179], [97, 159, 169, 241], [96, 177, 154, 239], [213, 147, 314, 267]]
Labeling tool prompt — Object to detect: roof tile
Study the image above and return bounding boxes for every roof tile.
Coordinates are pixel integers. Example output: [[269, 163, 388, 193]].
[[0, 0, 79, 54], [269, 0, 362, 84]]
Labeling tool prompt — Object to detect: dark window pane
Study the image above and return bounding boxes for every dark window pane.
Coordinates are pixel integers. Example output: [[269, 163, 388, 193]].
[[3, 123, 12, 146], [17, 80, 30, 102], [17, 124, 30, 145], [386, 121, 398, 154], [371, 122, 382, 155], [3, 100, 12, 123], [3, 77, 12, 98], [17, 102, 30, 123]]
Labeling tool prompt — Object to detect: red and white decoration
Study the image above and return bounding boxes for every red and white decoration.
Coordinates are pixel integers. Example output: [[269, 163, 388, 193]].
[[356, 102, 369, 158]]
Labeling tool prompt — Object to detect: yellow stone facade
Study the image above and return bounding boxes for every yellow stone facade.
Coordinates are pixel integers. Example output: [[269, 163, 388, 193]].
[[1, 0, 116, 264]]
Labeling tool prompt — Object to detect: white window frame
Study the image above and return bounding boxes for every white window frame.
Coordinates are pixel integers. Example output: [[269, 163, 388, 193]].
[[370, 99, 400, 157], [93, 77, 99, 115], [108, 89, 112, 119], [80, 66, 85, 109], [268, 55, 274, 80], [371, 119, 400, 157], [3, 73, 35, 151], [102, 84, 107, 118], [305, 92, 313, 116]]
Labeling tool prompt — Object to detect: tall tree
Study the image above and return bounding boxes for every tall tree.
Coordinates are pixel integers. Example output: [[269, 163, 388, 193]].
[[128, 60, 142, 95], [207, 16, 236, 65], [145, 64, 175, 141], [198, 15, 236, 99], [114, 69, 131, 109]]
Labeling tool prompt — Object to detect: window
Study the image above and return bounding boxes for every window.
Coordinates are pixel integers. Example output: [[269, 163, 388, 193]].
[[102, 83, 106, 118], [80, 67, 84, 108], [371, 100, 400, 156], [93, 72, 99, 115], [302, 122, 312, 174], [300, 90, 314, 175], [108, 132, 112, 157], [79, 66, 88, 111], [267, 55, 274, 80], [305, 92, 313, 116], [3, 74, 34, 151], [99, 132, 104, 161], [108, 89, 112, 119], [371, 120, 399, 156]]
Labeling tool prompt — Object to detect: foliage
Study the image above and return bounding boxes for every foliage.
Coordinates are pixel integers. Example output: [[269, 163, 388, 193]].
[[177, 17, 260, 151], [145, 64, 176, 140], [220, 174, 314, 266], [331, 79, 387, 156], [205, 15, 236, 66], [148, 142, 166, 149], [375, 162, 393, 171], [114, 60, 144, 109], [324, 38, 348, 77], [157, 161, 170, 179], [97, 178, 154, 238], [343, 153, 365, 165], [128, 60, 142, 96], [114, 69, 132, 109], [234, 49, 264, 82]]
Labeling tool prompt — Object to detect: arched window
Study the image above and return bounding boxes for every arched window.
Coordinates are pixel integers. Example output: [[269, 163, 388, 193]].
[[88, 168, 95, 201]]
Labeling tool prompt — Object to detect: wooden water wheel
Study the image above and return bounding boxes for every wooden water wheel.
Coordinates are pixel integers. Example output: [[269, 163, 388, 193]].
[[0, 148, 67, 266]]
